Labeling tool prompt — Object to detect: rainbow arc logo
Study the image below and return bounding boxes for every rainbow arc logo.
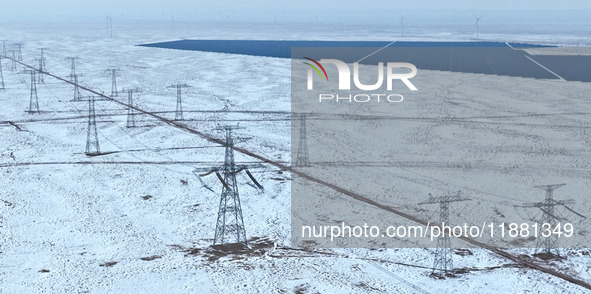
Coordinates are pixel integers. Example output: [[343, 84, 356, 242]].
[[303, 57, 328, 81]]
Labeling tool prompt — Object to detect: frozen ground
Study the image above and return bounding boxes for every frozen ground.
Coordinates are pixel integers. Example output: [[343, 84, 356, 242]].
[[0, 21, 590, 293]]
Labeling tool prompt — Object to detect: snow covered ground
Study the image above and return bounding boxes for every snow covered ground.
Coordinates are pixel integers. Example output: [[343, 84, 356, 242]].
[[0, 21, 590, 293]]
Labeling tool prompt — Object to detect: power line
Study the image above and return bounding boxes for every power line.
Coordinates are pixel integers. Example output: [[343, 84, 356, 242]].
[[9, 55, 591, 290]]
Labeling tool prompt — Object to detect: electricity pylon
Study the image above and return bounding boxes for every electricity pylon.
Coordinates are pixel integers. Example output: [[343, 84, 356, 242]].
[[1, 40, 6, 57], [19, 70, 39, 113], [419, 191, 470, 275], [66, 57, 79, 81], [105, 68, 119, 97], [70, 74, 82, 101], [167, 83, 190, 121], [123, 88, 140, 128], [14, 43, 23, 61], [294, 113, 310, 167], [127, 89, 136, 127], [72, 93, 107, 155], [37, 48, 47, 83], [193, 125, 264, 246], [37, 58, 44, 83], [0, 55, 5, 90], [85, 96, 100, 156], [10, 50, 16, 71], [516, 184, 585, 257]]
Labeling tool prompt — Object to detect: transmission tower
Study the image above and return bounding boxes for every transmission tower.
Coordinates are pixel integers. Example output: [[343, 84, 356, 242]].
[[215, 125, 247, 245], [72, 93, 107, 155], [37, 48, 47, 83], [167, 83, 190, 121], [0, 55, 4, 90], [295, 113, 310, 167], [85, 96, 100, 156], [10, 50, 16, 71], [193, 125, 264, 246], [2, 40, 6, 57], [516, 184, 584, 257], [70, 74, 82, 101], [14, 43, 23, 61], [105, 68, 119, 97], [419, 191, 470, 275], [19, 70, 39, 113], [124, 88, 140, 128], [66, 57, 79, 81], [37, 58, 44, 83]]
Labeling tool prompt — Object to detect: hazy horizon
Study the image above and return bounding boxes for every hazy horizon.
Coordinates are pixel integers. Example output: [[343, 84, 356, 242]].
[[1, 1, 590, 26]]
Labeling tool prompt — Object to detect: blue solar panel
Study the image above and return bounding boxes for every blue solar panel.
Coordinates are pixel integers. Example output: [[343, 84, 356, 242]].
[[139, 40, 587, 82]]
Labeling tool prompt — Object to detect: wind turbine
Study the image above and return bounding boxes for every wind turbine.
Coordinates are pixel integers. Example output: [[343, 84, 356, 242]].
[[399, 14, 405, 37], [471, 11, 484, 40]]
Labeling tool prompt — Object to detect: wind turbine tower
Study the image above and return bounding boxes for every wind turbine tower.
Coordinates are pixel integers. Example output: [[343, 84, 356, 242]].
[[471, 11, 484, 40], [400, 15, 405, 37]]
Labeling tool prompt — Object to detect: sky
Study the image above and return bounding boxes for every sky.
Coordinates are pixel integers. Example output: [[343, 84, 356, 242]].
[[1, 0, 590, 24]]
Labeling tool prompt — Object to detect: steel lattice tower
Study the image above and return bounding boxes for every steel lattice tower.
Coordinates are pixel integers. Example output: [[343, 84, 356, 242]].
[[37, 48, 46, 83], [535, 185, 563, 255], [0, 55, 5, 90], [419, 192, 470, 275], [126, 88, 139, 128], [193, 126, 264, 247], [66, 57, 79, 81], [37, 58, 44, 83], [105, 68, 118, 97], [214, 125, 248, 245], [14, 43, 23, 61], [1, 40, 6, 57], [10, 50, 16, 71], [20, 70, 39, 113], [295, 113, 310, 167], [85, 96, 100, 155], [516, 184, 582, 257], [71, 74, 82, 101], [167, 83, 190, 121]]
